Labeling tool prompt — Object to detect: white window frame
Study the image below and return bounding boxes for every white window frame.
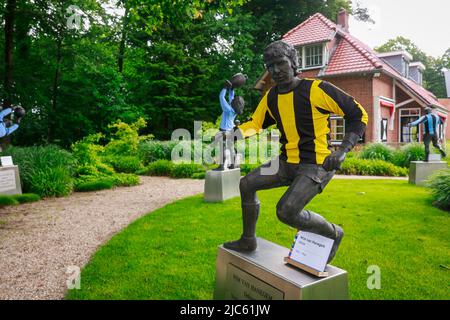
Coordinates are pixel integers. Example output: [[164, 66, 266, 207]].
[[296, 43, 328, 70], [398, 108, 420, 143], [330, 115, 345, 145]]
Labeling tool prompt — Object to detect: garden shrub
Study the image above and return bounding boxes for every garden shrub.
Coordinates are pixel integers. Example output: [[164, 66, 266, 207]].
[[75, 179, 115, 192], [13, 193, 41, 203], [104, 118, 152, 157], [338, 158, 408, 177], [1, 145, 77, 197], [191, 172, 206, 179], [138, 140, 178, 165], [426, 169, 450, 211], [392, 143, 425, 168], [360, 143, 394, 162], [29, 167, 74, 197], [102, 155, 143, 173], [138, 160, 174, 176], [0, 196, 19, 207], [169, 163, 205, 179], [111, 173, 140, 187]]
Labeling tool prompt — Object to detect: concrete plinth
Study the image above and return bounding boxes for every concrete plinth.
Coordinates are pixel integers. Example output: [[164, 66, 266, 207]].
[[0, 165, 22, 195], [204, 168, 241, 202], [409, 161, 448, 186], [214, 238, 349, 300]]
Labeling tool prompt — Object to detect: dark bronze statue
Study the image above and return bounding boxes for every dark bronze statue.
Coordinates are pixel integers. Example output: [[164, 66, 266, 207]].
[[223, 40, 368, 264], [407, 107, 446, 161]]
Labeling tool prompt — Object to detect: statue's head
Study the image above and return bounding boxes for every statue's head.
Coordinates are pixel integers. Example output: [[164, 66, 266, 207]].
[[263, 41, 299, 85], [231, 96, 245, 115], [424, 107, 432, 114]]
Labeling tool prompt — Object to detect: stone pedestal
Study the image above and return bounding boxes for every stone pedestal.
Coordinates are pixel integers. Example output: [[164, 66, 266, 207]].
[[0, 165, 22, 195], [204, 168, 241, 202], [409, 161, 448, 186], [214, 238, 349, 300]]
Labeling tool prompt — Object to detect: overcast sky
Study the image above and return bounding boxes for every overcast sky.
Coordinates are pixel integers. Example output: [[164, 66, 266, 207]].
[[349, 0, 450, 58]]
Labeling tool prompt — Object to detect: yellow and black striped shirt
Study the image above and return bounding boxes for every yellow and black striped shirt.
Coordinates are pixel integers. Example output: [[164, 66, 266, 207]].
[[238, 78, 369, 164]]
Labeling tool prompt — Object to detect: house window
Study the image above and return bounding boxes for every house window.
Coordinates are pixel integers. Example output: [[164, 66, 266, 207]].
[[399, 109, 420, 143], [403, 59, 410, 78], [330, 116, 345, 144], [305, 45, 323, 68], [296, 44, 326, 69], [437, 121, 444, 140], [417, 71, 423, 85], [380, 118, 388, 142]]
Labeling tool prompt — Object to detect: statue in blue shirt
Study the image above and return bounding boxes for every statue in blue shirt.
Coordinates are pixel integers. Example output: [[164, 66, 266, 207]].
[[214, 73, 246, 171], [0, 107, 25, 138], [408, 107, 446, 161]]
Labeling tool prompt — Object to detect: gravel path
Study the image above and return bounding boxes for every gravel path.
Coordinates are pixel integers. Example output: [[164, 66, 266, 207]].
[[0, 176, 204, 300]]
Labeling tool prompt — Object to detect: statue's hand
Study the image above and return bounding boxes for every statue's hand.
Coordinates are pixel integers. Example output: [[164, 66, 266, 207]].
[[224, 80, 233, 89], [322, 149, 346, 172]]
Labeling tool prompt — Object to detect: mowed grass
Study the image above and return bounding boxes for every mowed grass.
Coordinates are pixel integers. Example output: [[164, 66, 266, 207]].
[[66, 180, 449, 300]]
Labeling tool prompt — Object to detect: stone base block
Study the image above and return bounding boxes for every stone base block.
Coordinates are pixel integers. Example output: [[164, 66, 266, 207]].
[[204, 168, 241, 202], [214, 238, 349, 300], [409, 161, 448, 186], [0, 165, 22, 195]]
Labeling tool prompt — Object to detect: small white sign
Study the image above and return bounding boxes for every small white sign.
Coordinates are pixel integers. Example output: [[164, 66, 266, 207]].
[[0, 156, 13, 166], [289, 231, 334, 272]]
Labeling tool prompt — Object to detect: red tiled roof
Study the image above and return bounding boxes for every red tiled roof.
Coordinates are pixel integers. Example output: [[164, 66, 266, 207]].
[[325, 36, 381, 75], [281, 12, 445, 109], [283, 13, 335, 46]]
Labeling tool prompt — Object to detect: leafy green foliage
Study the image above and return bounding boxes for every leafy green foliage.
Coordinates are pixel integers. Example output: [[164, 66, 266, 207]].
[[338, 158, 408, 177], [29, 167, 74, 197], [169, 163, 205, 179], [102, 155, 143, 174], [392, 143, 425, 168], [0, 193, 40, 207], [138, 140, 178, 165], [0, 196, 19, 207], [75, 179, 115, 192], [1, 145, 77, 197], [426, 169, 450, 211], [359, 143, 394, 162], [138, 160, 175, 176], [104, 118, 151, 157], [111, 173, 140, 187], [13, 193, 41, 203]]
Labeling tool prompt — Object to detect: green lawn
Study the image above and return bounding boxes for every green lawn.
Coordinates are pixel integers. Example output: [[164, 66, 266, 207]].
[[66, 180, 449, 300]]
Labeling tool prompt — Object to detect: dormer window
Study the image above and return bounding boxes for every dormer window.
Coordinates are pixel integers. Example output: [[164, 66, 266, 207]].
[[297, 43, 327, 70], [409, 62, 426, 85], [305, 45, 323, 67], [403, 60, 409, 78]]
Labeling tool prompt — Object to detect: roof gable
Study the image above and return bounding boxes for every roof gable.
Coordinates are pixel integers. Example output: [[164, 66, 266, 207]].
[[282, 13, 336, 46]]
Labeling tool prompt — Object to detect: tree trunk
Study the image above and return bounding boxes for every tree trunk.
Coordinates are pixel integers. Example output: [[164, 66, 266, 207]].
[[118, 1, 129, 73], [4, 0, 17, 109], [48, 36, 62, 142]]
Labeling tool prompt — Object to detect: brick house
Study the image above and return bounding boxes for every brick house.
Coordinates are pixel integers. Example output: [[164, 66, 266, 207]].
[[255, 10, 449, 146]]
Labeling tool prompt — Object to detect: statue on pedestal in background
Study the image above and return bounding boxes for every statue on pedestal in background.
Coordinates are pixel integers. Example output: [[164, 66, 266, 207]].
[[407, 107, 446, 161], [214, 73, 246, 171]]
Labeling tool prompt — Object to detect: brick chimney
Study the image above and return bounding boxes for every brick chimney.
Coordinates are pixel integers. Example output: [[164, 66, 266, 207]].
[[444, 70, 450, 98], [337, 8, 349, 32]]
